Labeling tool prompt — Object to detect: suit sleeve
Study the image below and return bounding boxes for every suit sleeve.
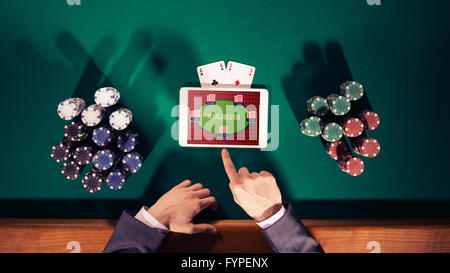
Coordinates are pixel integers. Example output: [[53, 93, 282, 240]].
[[260, 203, 324, 253], [103, 210, 168, 253]]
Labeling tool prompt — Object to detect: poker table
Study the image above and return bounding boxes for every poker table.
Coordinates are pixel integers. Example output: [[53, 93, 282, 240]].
[[1, 0, 450, 253]]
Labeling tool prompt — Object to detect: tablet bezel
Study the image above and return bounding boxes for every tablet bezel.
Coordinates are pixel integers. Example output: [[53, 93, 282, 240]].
[[179, 87, 268, 149]]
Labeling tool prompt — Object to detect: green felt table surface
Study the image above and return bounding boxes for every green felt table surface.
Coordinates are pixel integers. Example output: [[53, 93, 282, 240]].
[[0, 0, 449, 219]]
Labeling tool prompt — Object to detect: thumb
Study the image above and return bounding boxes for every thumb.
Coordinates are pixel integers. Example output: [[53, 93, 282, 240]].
[[190, 223, 217, 234]]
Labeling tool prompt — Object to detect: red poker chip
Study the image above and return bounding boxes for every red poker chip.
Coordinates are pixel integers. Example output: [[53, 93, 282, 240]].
[[326, 140, 349, 160], [345, 157, 365, 176], [337, 153, 353, 169], [359, 138, 380, 158], [359, 110, 380, 130], [338, 155, 364, 176], [342, 117, 364, 137]]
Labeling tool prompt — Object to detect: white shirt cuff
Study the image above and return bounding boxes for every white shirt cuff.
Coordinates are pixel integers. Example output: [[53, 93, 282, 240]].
[[255, 205, 286, 229], [135, 206, 170, 233]]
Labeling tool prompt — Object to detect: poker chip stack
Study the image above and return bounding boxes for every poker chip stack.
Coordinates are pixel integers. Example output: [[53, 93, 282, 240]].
[[117, 131, 139, 152], [82, 168, 104, 193], [57, 98, 86, 120], [50, 140, 72, 163], [50, 87, 144, 193], [61, 160, 84, 180], [306, 96, 329, 117], [94, 87, 120, 107], [109, 108, 133, 131], [325, 140, 349, 161], [300, 116, 323, 137], [337, 154, 365, 177], [358, 110, 380, 131], [325, 140, 365, 176], [341, 117, 364, 138], [351, 137, 381, 158], [300, 81, 381, 176], [81, 104, 105, 127], [106, 169, 129, 190], [326, 94, 351, 116], [73, 145, 95, 165], [92, 126, 115, 147], [64, 121, 89, 142], [93, 149, 117, 171], [121, 152, 143, 174], [340, 81, 364, 101], [321, 122, 344, 143]]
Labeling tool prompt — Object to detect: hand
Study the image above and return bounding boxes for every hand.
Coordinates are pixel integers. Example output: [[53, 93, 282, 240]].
[[221, 149, 283, 222], [148, 180, 218, 234]]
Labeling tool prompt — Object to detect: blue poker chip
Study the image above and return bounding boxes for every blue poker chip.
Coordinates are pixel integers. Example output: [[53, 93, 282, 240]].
[[92, 126, 115, 147], [93, 149, 116, 171], [116, 130, 139, 152], [106, 170, 128, 190], [121, 152, 143, 173]]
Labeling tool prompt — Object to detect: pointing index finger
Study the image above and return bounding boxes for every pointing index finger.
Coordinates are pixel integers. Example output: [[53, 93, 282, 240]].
[[221, 149, 240, 182]]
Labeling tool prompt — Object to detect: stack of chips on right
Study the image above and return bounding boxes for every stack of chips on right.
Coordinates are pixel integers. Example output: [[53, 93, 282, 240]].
[[300, 81, 381, 176]]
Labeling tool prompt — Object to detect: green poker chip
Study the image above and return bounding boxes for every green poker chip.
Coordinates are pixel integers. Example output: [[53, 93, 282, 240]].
[[340, 81, 364, 101], [321, 122, 343, 142], [326, 94, 351, 116], [300, 116, 323, 137], [306, 96, 329, 117]]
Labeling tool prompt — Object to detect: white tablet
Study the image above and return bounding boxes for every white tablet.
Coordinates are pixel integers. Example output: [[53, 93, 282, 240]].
[[179, 87, 268, 148]]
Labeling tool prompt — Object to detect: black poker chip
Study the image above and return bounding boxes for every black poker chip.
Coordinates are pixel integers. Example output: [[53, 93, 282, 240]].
[[82, 169, 104, 193], [64, 121, 88, 142], [61, 160, 83, 180], [50, 140, 71, 163], [73, 146, 94, 165]]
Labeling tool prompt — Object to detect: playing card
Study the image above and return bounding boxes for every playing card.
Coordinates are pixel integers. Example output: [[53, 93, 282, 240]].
[[224, 61, 255, 88], [197, 61, 226, 88]]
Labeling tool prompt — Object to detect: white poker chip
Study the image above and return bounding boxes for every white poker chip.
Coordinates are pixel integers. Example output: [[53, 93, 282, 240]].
[[81, 104, 105, 127], [72, 98, 85, 111], [94, 87, 120, 107], [109, 108, 133, 130], [57, 98, 86, 120]]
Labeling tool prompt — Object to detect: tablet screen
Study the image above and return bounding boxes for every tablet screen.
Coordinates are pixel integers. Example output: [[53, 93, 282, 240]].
[[186, 89, 260, 146]]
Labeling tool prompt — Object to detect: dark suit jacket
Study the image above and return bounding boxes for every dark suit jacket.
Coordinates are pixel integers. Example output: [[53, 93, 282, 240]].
[[103, 203, 323, 253]]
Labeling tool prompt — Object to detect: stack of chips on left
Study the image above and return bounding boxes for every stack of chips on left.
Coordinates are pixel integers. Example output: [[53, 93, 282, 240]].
[[50, 87, 144, 193], [299, 81, 381, 176], [52, 98, 88, 181]]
